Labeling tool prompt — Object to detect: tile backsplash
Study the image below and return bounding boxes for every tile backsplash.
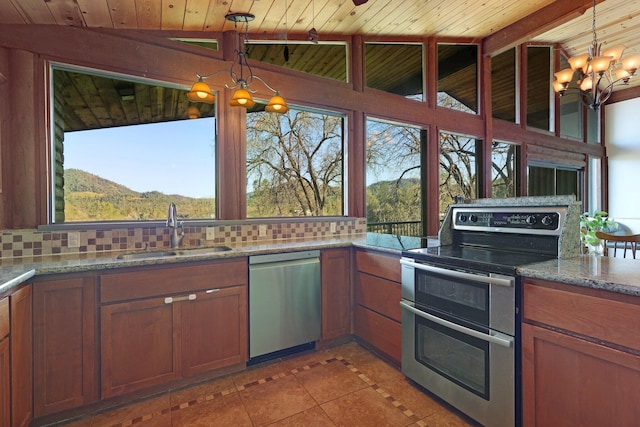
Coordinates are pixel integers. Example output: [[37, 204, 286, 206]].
[[0, 218, 366, 259]]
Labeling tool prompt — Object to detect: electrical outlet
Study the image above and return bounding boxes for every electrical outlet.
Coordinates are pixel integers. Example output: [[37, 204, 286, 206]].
[[330, 222, 337, 233], [68, 231, 80, 248], [206, 227, 216, 240], [259, 224, 268, 237]]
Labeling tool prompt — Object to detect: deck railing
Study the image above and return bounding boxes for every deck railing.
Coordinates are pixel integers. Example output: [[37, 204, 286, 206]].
[[367, 221, 421, 237]]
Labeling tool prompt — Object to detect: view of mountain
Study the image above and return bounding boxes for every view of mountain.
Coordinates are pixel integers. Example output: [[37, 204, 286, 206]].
[[63, 169, 215, 221]]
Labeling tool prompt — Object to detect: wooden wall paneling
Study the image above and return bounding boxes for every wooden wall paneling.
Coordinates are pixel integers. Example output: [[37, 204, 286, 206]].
[[527, 144, 586, 168], [427, 125, 440, 236], [8, 49, 39, 228], [426, 38, 440, 236], [349, 110, 365, 218], [0, 47, 6, 225], [216, 89, 246, 220]]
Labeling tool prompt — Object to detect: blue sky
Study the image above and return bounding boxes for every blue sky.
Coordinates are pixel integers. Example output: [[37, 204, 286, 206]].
[[64, 117, 217, 198]]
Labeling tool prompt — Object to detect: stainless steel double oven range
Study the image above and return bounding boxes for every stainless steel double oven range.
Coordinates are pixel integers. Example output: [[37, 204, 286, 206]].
[[400, 205, 568, 427]]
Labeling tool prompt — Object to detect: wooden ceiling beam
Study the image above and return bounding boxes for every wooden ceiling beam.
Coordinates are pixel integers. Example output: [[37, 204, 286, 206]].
[[483, 0, 605, 55]]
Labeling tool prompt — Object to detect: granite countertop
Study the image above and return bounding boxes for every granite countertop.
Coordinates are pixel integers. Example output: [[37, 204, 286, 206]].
[[0, 235, 375, 296], [517, 255, 640, 297], [3, 233, 640, 298]]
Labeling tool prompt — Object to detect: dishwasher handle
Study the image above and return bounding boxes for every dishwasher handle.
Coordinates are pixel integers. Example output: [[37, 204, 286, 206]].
[[249, 250, 320, 265]]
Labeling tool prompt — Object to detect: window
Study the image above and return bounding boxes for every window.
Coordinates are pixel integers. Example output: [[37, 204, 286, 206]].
[[247, 41, 348, 82], [246, 106, 344, 217], [440, 132, 480, 218], [492, 141, 519, 198], [365, 43, 424, 100], [491, 48, 517, 122], [527, 165, 579, 197], [587, 156, 602, 213], [526, 46, 552, 131], [172, 38, 219, 51], [52, 67, 217, 223], [559, 54, 583, 140], [366, 119, 424, 237], [438, 44, 478, 114]]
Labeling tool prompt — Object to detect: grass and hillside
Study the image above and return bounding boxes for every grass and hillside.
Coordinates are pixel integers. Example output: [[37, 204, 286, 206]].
[[63, 169, 215, 221]]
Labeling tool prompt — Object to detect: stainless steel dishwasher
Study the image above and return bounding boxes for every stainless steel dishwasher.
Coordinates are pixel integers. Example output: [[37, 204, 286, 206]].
[[249, 250, 321, 360]]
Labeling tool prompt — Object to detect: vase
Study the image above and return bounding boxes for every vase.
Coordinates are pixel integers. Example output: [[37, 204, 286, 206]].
[[587, 241, 604, 256]]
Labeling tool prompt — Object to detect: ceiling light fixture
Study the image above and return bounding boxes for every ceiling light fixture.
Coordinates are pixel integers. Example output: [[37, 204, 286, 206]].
[[552, 0, 640, 110], [187, 12, 288, 113]]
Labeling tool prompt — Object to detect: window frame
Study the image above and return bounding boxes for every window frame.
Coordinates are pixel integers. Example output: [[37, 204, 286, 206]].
[[49, 62, 219, 226]]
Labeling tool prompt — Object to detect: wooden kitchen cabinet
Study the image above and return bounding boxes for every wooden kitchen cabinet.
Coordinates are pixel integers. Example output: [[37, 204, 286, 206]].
[[353, 249, 401, 365], [522, 278, 640, 427], [100, 259, 248, 399], [181, 285, 247, 377], [0, 286, 33, 427], [33, 274, 97, 417], [0, 297, 10, 427], [11, 285, 33, 427], [321, 248, 351, 340], [101, 296, 179, 398]]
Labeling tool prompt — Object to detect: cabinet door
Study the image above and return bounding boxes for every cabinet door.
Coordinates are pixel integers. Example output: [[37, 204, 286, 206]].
[[11, 285, 33, 427], [101, 297, 180, 398], [0, 337, 9, 427], [33, 275, 97, 417], [0, 297, 9, 427], [181, 286, 247, 377], [321, 248, 351, 340], [522, 322, 640, 427]]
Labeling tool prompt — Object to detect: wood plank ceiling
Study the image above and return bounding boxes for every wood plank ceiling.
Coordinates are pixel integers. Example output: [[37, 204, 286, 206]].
[[2, 0, 639, 130]]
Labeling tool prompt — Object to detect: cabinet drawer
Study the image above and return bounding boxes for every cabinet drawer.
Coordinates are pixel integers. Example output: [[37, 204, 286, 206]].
[[355, 272, 401, 322], [523, 280, 640, 352], [100, 258, 248, 303], [0, 298, 8, 340], [355, 250, 401, 283], [354, 305, 401, 365]]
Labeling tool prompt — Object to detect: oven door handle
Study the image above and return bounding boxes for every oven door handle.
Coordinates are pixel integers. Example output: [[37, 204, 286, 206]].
[[400, 300, 513, 348], [400, 259, 513, 287]]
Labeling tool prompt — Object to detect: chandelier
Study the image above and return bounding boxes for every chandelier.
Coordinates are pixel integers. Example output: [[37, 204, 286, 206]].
[[187, 12, 288, 113], [551, 0, 640, 110]]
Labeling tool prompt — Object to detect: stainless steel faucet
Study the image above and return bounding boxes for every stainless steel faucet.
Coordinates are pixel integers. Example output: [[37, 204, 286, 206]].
[[167, 202, 184, 248]]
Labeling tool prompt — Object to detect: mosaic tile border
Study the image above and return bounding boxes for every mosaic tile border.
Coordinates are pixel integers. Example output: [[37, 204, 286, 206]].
[[104, 355, 421, 427], [0, 218, 366, 259]]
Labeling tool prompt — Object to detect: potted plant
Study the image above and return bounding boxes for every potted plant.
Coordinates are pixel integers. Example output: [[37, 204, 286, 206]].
[[580, 210, 617, 255]]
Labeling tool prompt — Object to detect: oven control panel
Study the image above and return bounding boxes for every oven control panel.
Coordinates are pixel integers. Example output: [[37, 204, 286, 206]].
[[453, 207, 565, 234]]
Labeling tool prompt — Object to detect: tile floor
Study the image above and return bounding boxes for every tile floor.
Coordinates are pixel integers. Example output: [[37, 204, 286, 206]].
[[57, 341, 477, 427]]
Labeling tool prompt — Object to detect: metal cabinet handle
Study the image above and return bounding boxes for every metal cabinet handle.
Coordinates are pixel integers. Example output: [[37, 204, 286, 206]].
[[205, 289, 220, 293], [400, 259, 514, 287], [164, 293, 197, 304], [400, 300, 513, 348]]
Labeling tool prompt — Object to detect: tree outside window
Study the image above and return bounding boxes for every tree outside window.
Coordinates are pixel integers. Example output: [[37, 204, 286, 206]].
[[246, 108, 344, 217], [492, 141, 518, 198], [439, 132, 479, 218], [366, 119, 423, 237]]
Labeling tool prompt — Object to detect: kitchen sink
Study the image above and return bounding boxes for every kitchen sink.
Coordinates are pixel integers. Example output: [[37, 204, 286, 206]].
[[115, 245, 232, 260], [174, 246, 232, 255], [116, 250, 179, 260]]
